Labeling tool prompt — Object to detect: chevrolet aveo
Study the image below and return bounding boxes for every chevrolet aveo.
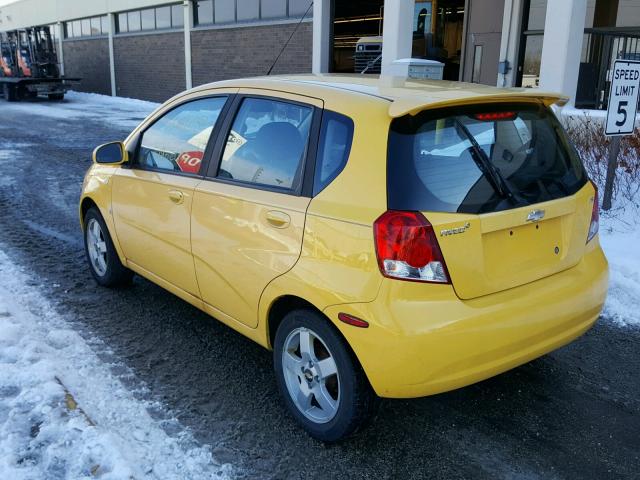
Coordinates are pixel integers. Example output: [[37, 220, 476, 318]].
[[80, 75, 608, 441]]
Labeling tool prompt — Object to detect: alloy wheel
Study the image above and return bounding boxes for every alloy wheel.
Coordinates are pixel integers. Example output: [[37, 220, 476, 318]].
[[281, 327, 341, 424], [86, 218, 108, 277]]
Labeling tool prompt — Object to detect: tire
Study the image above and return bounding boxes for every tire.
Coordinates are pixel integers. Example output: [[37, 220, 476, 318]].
[[48, 93, 64, 101], [3, 84, 17, 102], [83, 207, 133, 287], [274, 309, 378, 442]]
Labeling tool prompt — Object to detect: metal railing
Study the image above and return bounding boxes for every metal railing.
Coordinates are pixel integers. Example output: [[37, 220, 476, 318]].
[[577, 27, 640, 110]]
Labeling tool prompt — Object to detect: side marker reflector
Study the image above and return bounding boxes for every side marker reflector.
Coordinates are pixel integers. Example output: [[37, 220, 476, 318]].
[[338, 313, 369, 328]]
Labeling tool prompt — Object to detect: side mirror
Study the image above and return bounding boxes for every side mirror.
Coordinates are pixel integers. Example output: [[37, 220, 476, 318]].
[[92, 141, 127, 165]]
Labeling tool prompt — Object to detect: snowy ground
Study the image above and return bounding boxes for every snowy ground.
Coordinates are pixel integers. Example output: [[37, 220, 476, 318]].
[[0, 90, 638, 479], [0, 249, 233, 479], [600, 208, 640, 327], [559, 106, 640, 327], [0, 91, 159, 130]]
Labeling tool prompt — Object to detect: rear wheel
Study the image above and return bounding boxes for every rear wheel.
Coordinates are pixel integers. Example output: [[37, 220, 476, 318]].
[[273, 309, 378, 442], [83, 207, 133, 287], [48, 93, 64, 101]]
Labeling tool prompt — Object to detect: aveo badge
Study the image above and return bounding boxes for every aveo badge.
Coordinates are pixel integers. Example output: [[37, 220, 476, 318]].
[[440, 222, 471, 237]]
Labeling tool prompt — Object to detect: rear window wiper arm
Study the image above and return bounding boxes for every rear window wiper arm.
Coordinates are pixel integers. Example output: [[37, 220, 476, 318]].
[[454, 119, 524, 204]]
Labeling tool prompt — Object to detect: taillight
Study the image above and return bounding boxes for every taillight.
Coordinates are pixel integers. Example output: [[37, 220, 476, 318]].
[[373, 210, 450, 283], [587, 181, 599, 243]]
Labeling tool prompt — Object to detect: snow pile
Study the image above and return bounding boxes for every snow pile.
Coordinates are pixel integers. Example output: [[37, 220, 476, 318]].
[[559, 106, 640, 127], [559, 106, 640, 327], [0, 250, 233, 479], [600, 206, 640, 327], [66, 90, 159, 112], [64, 91, 160, 128], [1, 91, 159, 129]]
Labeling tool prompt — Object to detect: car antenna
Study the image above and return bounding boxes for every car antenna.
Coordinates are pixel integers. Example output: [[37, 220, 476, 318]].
[[266, 1, 313, 75]]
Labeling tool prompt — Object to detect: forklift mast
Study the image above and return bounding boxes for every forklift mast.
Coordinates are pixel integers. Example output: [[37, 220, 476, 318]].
[[16, 30, 32, 77], [0, 32, 18, 77], [17, 26, 60, 78]]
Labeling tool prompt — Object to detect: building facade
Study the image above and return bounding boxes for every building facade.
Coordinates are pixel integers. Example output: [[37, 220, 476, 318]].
[[0, 0, 638, 109], [0, 0, 313, 102]]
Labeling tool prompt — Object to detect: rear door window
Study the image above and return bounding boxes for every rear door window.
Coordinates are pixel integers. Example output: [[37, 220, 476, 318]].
[[217, 97, 313, 191], [387, 103, 588, 214]]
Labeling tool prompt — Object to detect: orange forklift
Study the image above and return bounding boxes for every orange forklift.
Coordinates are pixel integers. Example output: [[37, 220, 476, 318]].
[[0, 26, 78, 102]]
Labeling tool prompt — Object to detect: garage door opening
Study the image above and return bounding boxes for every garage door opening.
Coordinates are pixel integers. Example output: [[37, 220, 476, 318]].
[[332, 0, 384, 73], [330, 0, 464, 80]]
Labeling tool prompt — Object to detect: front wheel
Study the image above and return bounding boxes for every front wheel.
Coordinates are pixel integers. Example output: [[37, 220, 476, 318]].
[[83, 207, 133, 287], [273, 310, 378, 442], [48, 93, 64, 101]]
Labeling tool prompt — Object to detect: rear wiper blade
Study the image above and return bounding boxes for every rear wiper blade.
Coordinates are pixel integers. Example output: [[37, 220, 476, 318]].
[[454, 119, 524, 204]]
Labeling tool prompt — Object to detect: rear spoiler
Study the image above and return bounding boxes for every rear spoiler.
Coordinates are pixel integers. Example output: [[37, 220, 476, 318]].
[[389, 92, 569, 118]]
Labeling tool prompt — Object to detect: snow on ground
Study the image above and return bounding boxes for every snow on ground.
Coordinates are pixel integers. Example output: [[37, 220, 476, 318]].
[[558, 105, 640, 327], [1, 91, 159, 129], [0, 250, 234, 480], [558, 106, 640, 126], [599, 206, 640, 327]]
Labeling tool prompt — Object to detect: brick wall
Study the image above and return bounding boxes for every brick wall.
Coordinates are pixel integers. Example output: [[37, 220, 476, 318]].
[[60, 21, 312, 102], [62, 38, 111, 96], [191, 21, 312, 87], [113, 32, 185, 102]]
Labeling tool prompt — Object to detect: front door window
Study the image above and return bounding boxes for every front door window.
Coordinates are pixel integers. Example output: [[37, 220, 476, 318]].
[[137, 96, 227, 175]]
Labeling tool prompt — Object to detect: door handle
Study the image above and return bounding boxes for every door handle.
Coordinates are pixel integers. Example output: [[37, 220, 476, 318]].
[[266, 210, 291, 228], [168, 189, 184, 204]]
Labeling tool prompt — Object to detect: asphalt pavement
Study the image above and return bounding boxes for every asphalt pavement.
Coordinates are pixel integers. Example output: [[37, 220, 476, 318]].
[[0, 96, 638, 479]]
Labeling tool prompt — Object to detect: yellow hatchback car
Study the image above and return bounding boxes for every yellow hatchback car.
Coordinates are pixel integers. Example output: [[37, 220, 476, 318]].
[[80, 75, 608, 441]]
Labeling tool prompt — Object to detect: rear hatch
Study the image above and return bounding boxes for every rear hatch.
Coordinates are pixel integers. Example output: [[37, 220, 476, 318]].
[[387, 101, 594, 300]]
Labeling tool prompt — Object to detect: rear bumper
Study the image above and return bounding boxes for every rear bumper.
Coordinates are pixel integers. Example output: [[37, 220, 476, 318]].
[[324, 242, 608, 398]]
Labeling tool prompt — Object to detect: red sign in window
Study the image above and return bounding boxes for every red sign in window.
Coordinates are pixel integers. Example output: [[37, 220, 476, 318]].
[[176, 151, 203, 174]]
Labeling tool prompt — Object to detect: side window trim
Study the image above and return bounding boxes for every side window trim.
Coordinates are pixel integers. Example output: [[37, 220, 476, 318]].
[[127, 94, 235, 179], [301, 108, 322, 198], [204, 94, 243, 179], [204, 94, 322, 197]]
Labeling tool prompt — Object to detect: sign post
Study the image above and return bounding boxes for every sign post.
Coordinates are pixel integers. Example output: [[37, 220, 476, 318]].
[[603, 60, 640, 211]]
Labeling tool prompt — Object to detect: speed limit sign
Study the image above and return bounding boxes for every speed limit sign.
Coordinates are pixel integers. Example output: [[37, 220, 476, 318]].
[[602, 59, 640, 210], [605, 60, 640, 136]]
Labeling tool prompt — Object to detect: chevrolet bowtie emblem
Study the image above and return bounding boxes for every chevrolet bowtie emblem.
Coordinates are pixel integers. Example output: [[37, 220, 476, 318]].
[[526, 209, 545, 222]]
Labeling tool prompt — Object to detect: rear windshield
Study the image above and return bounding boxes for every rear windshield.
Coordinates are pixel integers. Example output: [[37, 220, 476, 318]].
[[387, 103, 588, 214]]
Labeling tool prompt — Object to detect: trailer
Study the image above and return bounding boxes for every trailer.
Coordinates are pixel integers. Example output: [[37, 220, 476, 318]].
[[0, 26, 79, 102]]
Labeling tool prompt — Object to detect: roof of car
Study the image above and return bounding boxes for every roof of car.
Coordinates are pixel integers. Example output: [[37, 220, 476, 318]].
[[193, 74, 568, 118]]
